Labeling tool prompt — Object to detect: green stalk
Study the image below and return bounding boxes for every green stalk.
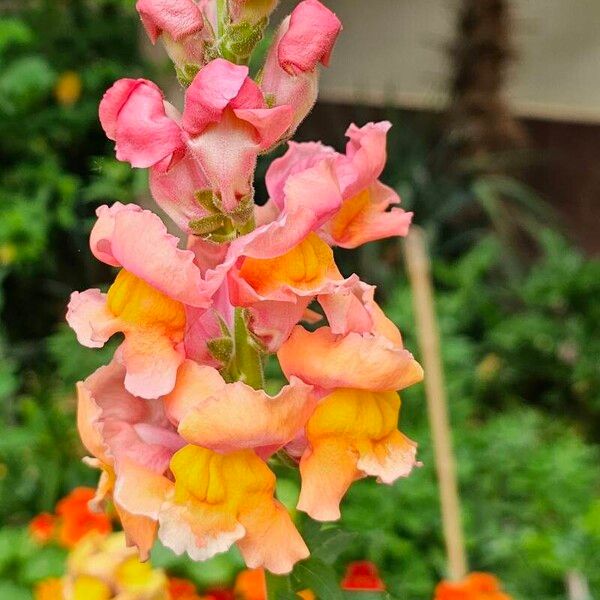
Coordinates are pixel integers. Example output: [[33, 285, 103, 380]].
[[233, 308, 264, 390]]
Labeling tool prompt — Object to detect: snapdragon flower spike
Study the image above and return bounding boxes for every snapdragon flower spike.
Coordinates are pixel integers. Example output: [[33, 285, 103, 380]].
[[183, 58, 292, 213], [278, 310, 423, 521], [261, 0, 341, 135], [77, 361, 184, 559], [266, 121, 413, 248], [67, 203, 212, 399], [136, 0, 213, 77]]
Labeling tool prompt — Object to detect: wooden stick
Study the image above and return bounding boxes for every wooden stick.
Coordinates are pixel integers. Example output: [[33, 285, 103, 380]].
[[566, 571, 591, 600], [404, 227, 468, 580]]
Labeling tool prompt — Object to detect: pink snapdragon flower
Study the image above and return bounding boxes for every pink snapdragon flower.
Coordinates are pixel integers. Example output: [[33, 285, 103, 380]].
[[67, 203, 212, 399], [261, 0, 341, 135], [100, 60, 292, 225], [266, 121, 413, 248]]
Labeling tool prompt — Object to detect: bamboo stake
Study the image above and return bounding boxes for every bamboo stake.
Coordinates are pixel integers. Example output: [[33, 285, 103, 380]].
[[404, 227, 468, 580], [566, 571, 591, 600]]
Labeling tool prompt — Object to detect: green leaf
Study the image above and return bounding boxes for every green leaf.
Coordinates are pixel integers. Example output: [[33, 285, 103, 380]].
[[292, 558, 343, 600], [0, 581, 31, 600]]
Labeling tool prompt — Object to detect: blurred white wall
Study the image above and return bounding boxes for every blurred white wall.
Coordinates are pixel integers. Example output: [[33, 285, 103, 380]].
[[279, 0, 600, 123]]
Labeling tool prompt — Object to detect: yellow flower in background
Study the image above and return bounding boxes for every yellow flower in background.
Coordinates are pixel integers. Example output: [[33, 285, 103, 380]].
[[55, 71, 82, 106], [477, 353, 502, 381], [50, 531, 170, 599], [0, 243, 17, 266]]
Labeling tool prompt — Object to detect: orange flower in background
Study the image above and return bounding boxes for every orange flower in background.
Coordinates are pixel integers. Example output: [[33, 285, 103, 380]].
[[168, 577, 206, 600], [29, 512, 56, 544], [34, 578, 63, 600], [56, 486, 112, 547], [233, 569, 314, 600], [341, 561, 386, 592], [434, 573, 513, 600]]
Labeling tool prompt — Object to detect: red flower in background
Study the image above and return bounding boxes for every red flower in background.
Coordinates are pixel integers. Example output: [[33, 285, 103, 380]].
[[435, 573, 513, 600], [55, 486, 111, 547], [341, 561, 386, 592], [29, 512, 56, 544]]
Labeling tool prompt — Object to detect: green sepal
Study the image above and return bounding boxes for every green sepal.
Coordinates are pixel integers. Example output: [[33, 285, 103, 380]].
[[194, 190, 219, 213], [207, 337, 234, 365], [188, 214, 228, 235]]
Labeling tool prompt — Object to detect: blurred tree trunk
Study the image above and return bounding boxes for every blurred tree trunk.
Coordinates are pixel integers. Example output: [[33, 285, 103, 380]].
[[447, 0, 527, 158]]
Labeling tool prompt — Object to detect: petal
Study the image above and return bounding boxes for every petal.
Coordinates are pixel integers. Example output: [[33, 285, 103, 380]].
[[183, 59, 252, 135], [265, 140, 335, 209], [248, 299, 310, 352], [278, 0, 342, 75], [66, 289, 118, 349], [120, 330, 185, 399], [165, 360, 315, 454], [233, 105, 293, 150], [90, 203, 211, 307], [185, 109, 258, 213], [237, 501, 309, 574], [318, 280, 376, 336], [148, 150, 210, 233], [158, 501, 245, 562], [99, 79, 183, 169], [278, 326, 423, 392], [325, 182, 412, 248], [261, 17, 320, 136], [356, 430, 418, 484], [232, 159, 342, 262], [335, 121, 390, 198], [297, 437, 358, 521], [136, 0, 204, 44], [77, 361, 183, 471]]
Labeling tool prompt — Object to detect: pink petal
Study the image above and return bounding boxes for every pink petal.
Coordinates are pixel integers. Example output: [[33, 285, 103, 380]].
[[318, 280, 376, 336], [90, 203, 211, 307], [148, 150, 210, 233], [66, 289, 118, 348], [183, 59, 252, 135], [265, 140, 335, 209], [233, 105, 293, 150], [335, 121, 391, 198], [278, 0, 342, 75], [120, 330, 186, 399], [99, 79, 183, 169], [136, 0, 204, 44], [260, 17, 320, 136]]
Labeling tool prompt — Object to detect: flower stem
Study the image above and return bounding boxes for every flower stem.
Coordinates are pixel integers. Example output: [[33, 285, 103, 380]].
[[233, 308, 264, 390]]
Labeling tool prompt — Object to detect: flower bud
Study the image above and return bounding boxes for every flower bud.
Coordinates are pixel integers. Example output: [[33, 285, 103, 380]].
[[135, 0, 214, 82], [260, 0, 341, 136]]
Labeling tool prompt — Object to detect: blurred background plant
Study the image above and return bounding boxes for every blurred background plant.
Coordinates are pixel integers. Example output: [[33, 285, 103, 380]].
[[0, 1, 598, 599]]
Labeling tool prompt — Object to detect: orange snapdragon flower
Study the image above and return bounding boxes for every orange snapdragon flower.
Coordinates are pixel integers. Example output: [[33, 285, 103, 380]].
[[233, 569, 314, 600], [56, 487, 112, 547], [34, 578, 63, 600], [341, 561, 386, 592], [434, 573, 513, 600], [29, 512, 56, 544]]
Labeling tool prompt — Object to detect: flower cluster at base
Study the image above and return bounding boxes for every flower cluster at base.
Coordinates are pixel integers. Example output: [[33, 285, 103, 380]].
[[67, 0, 423, 575]]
